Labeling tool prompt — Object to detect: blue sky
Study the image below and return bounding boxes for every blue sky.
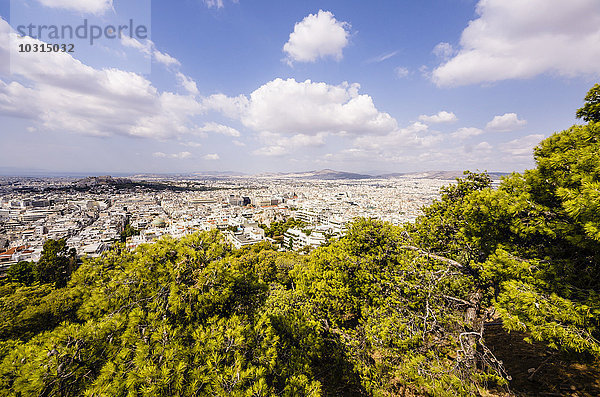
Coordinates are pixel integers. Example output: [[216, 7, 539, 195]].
[[0, 0, 598, 175]]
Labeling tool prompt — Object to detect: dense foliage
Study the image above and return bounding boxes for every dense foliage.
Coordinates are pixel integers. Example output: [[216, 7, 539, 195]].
[[0, 225, 501, 396], [5, 239, 78, 288], [121, 223, 140, 242], [408, 84, 600, 360], [259, 218, 307, 238], [0, 85, 599, 396], [576, 83, 600, 123]]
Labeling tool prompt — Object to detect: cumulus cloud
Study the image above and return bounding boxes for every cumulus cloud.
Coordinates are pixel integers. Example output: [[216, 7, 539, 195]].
[[153, 50, 180, 67], [451, 127, 484, 139], [203, 153, 220, 160], [1, 19, 398, 148], [418, 110, 457, 124], [474, 141, 492, 151], [126, 93, 205, 139], [462, 141, 493, 155], [486, 113, 527, 132], [203, 0, 238, 8], [500, 134, 544, 157], [199, 122, 241, 137], [203, 0, 224, 8], [395, 67, 410, 78], [241, 78, 397, 136], [283, 10, 351, 64], [176, 72, 199, 95], [352, 121, 441, 152], [181, 141, 202, 148], [36, 0, 113, 15], [432, 42, 454, 59], [121, 36, 151, 54], [0, 19, 206, 139], [202, 93, 249, 119], [252, 146, 288, 157], [153, 151, 192, 159], [432, 0, 600, 86], [121, 37, 181, 68], [253, 131, 327, 157]]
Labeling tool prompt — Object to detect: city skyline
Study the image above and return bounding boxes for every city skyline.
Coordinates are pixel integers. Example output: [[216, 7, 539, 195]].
[[1, 0, 599, 175]]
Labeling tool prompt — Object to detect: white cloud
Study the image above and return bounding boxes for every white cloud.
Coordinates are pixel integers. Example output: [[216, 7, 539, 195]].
[[36, 0, 113, 14], [486, 113, 527, 132], [176, 72, 199, 95], [418, 110, 457, 124], [121, 37, 181, 68], [353, 121, 441, 152], [474, 141, 493, 151], [181, 141, 202, 148], [252, 146, 288, 157], [283, 10, 351, 64], [451, 127, 483, 139], [2, 17, 396, 149], [500, 134, 544, 157], [367, 51, 398, 64], [432, 42, 454, 59], [395, 67, 410, 78], [321, 121, 445, 166], [204, 0, 224, 8], [202, 0, 238, 8], [199, 122, 241, 137], [127, 93, 205, 139], [1, 22, 397, 148], [232, 140, 246, 147], [241, 78, 397, 136], [202, 93, 249, 119], [121, 36, 151, 54], [153, 151, 192, 159], [153, 50, 180, 67], [253, 131, 327, 157], [203, 153, 220, 160], [0, 19, 205, 139], [432, 0, 600, 86]]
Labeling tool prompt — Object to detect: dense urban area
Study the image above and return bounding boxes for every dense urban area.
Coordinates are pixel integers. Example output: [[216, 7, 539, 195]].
[[0, 173, 455, 272]]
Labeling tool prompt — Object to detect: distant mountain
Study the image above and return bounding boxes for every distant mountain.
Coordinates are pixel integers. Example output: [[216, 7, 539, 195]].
[[192, 171, 247, 177], [381, 171, 510, 180], [257, 169, 373, 180], [254, 169, 510, 181]]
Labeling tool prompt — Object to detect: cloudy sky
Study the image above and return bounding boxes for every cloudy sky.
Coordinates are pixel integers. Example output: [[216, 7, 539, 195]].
[[0, 0, 598, 175]]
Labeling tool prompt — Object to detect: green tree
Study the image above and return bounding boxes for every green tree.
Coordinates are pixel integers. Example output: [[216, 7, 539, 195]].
[[576, 83, 600, 122], [407, 89, 600, 359], [5, 261, 36, 286], [35, 239, 77, 288], [261, 218, 307, 238], [120, 223, 139, 242]]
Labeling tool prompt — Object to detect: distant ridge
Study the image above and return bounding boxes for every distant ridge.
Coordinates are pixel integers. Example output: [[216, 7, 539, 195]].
[[2, 169, 511, 180], [253, 169, 510, 180], [377, 171, 510, 180], [264, 169, 373, 180]]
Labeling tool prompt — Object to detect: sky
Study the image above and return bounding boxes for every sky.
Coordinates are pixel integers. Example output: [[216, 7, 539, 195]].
[[0, 0, 599, 175]]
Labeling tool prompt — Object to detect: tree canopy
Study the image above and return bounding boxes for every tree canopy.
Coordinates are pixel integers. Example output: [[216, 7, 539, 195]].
[[35, 239, 78, 288], [576, 83, 600, 123]]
